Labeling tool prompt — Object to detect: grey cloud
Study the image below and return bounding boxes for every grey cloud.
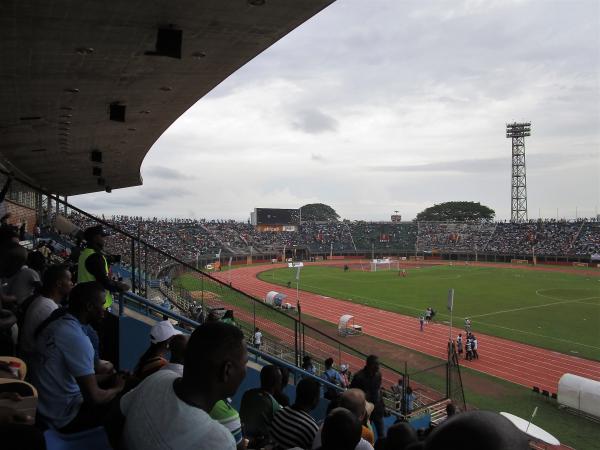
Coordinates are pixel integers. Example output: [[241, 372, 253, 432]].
[[143, 166, 195, 180], [370, 158, 507, 174], [311, 153, 327, 163], [292, 109, 339, 134]]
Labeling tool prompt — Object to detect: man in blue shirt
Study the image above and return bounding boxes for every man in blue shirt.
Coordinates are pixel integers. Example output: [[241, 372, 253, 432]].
[[322, 357, 345, 400], [30, 281, 125, 432]]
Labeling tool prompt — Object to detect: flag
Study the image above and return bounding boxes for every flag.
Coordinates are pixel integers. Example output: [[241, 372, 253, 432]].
[[295, 266, 301, 281], [447, 289, 454, 312]]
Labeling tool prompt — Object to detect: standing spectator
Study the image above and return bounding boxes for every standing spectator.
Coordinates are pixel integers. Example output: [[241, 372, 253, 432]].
[[270, 378, 320, 450], [135, 320, 181, 380], [253, 327, 262, 350], [78, 225, 129, 310], [322, 357, 345, 400], [30, 281, 125, 432], [302, 355, 316, 375], [464, 317, 472, 332], [18, 265, 72, 361], [161, 333, 189, 377], [472, 335, 479, 359], [349, 355, 385, 439], [456, 334, 463, 356], [465, 337, 473, 361], [340, 364, 351, 388], [240, 365, 282, 448], [119, 322, 246, 450], [401, 387, 415, 414]]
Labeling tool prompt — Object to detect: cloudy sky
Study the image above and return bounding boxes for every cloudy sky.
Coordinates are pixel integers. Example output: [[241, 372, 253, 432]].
[[74, 0, 600, 221]]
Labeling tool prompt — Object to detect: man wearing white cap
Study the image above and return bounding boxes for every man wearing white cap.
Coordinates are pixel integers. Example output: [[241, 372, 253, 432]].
[[134, 320, 181, 380]]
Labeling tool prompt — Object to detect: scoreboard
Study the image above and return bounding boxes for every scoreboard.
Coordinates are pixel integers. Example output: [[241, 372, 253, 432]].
[[251, 208, 300, 226]]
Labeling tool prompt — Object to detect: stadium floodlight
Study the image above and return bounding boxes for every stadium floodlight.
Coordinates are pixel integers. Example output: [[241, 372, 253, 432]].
[[506, 122, 531, 222]]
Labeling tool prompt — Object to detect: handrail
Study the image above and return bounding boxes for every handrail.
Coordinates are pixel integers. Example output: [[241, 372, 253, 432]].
[[119, 291, 344, 393]]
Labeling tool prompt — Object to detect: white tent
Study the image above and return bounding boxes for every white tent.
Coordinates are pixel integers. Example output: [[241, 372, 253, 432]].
[[265, 291, 287, 307], [557, 373, 600, 419], [338, 314, 362, 336]]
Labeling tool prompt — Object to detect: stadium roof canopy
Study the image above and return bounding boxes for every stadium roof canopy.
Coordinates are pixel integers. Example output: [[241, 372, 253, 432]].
[[0, 0, 334, 196]]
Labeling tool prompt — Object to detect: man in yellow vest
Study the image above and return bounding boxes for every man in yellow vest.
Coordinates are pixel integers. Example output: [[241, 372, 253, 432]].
[[78, 225, 129, 309]]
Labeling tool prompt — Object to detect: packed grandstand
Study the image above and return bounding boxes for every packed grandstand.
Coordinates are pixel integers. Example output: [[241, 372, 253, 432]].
[[65, 214, 600, 263]]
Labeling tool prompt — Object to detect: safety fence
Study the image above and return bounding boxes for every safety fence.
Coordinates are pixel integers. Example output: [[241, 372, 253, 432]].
[[1, 172, 464, 417]]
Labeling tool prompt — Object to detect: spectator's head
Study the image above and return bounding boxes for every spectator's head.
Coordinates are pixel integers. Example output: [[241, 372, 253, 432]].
[[424, 410, 529, 450], [41, 264, 73, 301], [384, 422, 418, 450], [0, 241, 27, 277], [169, 333, 188, 364], [83, 225, 108, 250], [0, 226, 19, 246], [259, 365, 282, 394], [294, 378, 320, 412], [365, 354, 380, 375], [68, 281, 105, 325], [446, 403, 456, 417], [340, 364, 348, 374], [321, 407, 363, 450], [278, 366, 290, 391], [325, 357, 334, 369], [338, 388, 367, 422], [150, 320, 181, 349], [27, 250, 46, 275], [183, 322, 247, 399]]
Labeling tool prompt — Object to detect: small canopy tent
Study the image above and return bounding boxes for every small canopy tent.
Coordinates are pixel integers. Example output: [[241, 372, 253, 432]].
[[338, 314, 362, 336], [265, 291, 287, 307], [557, 373, 600, 419]]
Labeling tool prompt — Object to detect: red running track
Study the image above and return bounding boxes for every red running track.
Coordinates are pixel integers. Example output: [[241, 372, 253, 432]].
[[215, 263, 600, 393]]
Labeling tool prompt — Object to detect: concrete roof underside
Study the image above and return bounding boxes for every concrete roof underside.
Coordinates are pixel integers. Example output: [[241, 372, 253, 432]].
[[0, 0, 334, 196]]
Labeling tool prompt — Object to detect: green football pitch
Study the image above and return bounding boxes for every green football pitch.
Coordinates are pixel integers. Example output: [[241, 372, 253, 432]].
[[258, 265, 600, 360]]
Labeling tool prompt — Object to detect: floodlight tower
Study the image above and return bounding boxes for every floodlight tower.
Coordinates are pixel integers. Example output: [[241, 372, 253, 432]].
[[506, 122, 531, 222]]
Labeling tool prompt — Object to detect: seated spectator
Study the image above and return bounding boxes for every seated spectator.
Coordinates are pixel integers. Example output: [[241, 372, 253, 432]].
[[322, 357, 346, 399], [161, 333, 188, 377], [320, 407, 363, 450], [313, 388, 375, 450], [240, 364, 282, 447], [210, 399, 244, 450], [0, 391, 46, 450], [1, 242, 40, 306], [18, 265, 72, 361], [222, 309, 237, 327], [445, 402, 456, 419], [29, 281, 125, 432], [270, 378, 320, 450], [273, 365, 291, 407], [134, 320, 181, 380], [423, 410, 529, 450], [383, 422, 418, 450], [119, 322, 246, 450]]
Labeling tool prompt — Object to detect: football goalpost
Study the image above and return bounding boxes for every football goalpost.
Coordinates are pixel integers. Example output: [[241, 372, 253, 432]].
[[370, 258, 400, 272]]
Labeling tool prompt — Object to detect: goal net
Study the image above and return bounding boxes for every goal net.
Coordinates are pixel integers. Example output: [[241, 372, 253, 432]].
[[370, 258, 399, 272]]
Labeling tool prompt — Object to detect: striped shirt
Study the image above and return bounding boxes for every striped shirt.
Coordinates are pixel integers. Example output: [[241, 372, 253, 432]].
[[270, 406, 319, 450], [210, 400, 242, 445]]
